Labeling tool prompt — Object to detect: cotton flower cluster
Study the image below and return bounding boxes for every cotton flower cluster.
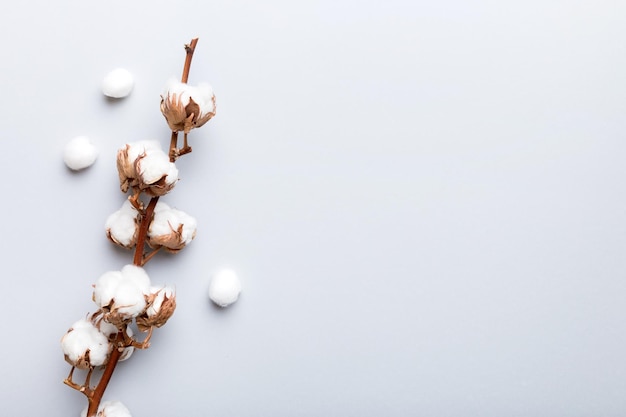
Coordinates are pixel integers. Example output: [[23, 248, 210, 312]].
[[63, 39, 218, 416], [117, 140, 178, 196], [92, 264, 175, 327], [62, 266, 175, 372], [160, 78, 216, 133], [105, 201, 197, 253], [81, 400, 132, 417]]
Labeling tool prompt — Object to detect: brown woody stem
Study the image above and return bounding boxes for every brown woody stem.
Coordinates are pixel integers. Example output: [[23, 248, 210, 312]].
[[182, 38, 199, 83], [86, 332, 124, 417], [133, 197, 159, 266]]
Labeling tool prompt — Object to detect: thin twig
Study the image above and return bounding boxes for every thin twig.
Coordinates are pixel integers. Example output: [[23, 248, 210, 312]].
[[142, 246, 163, 265], [182, 38, 199, 83], [169, 130, 179, 163]]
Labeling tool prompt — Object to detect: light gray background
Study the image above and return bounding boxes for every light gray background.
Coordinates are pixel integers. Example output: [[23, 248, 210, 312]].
[[1, 0, 625, 416]]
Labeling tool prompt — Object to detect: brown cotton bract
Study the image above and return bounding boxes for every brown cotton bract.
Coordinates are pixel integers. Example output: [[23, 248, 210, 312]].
[[136, 292, 177, 332]]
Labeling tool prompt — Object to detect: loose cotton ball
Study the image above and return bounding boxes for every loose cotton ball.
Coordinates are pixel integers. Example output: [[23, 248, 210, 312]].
[[209, 269, 242, 307], [102, 68, 134, 98], [64, 136, 98, 170]]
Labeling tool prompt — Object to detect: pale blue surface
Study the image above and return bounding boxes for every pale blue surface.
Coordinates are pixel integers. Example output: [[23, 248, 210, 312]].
[[1, 1, 626, 416]]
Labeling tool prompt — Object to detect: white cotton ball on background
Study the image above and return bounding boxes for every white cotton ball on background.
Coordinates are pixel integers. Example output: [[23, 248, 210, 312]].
[[63, 136, 98, 170], [102, 68, 134, 98], [209, 269, 242, 307]]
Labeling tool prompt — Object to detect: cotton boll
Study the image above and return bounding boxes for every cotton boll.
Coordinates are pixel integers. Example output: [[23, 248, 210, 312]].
[[102, 68, 134, 98], [136, 285, 177, 331], [160, 78, 216, 133], [137, 147, 178, 185], [148, 205, 197, 252], [94, 266, 151, 323], [117, 140, 171, 194], [105, 200, 139, 248], [209, 269, 242, 307], [129, 144, 178, 196], [146, 286, 175, 317], [64, 136, 98, 170], [61, 318, 112, 369]]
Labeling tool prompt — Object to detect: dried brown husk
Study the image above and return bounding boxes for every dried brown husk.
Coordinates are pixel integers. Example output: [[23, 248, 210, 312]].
[[147, 222, 194, 253], [136, 291, 177, 332]]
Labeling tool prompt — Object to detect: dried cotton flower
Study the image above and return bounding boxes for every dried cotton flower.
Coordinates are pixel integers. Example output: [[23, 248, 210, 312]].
[[93, 265, 151, 325], [61, 318, 112, 369], [160, 78, 216, 133], [116, 140, 178, 196], [147, 202, 197, 252], [136, 286, 176, 331], [105, 200, 140, 248]]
